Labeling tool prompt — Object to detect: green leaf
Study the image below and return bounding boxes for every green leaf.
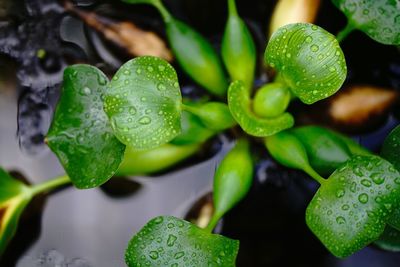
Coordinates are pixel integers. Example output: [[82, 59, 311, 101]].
[[0, 168, 32, 255], [332, 0, 400, 45], [306, 155, 400, 258], [264, 130, 325, 184], [221, 0, 256, 90], [116, 143, 201, 176], [125, 216, 239, 267], [171, 111, 215, 145], [166, 19, 228, 97], [381, 125, 400, 171], [104, 56, 182, 150], [207, 139, 253, 231], [47, 65, 126, 189], [228, 80, 294, 137], [265, 23, 347, 104], [183, 102, 236, 131], [374, 225, 400, 252], [292, 126, 352, 176], [382, 125, 400, 230], [253, 83, 291, 118]]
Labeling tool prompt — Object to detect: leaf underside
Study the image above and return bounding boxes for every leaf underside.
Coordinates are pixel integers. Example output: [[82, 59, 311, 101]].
[[47, 65, 125, 189], [333, 0, 400, 45]]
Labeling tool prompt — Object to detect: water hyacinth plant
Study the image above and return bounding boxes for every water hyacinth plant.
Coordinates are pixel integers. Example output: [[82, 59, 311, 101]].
[[0, 0, 399, 265]]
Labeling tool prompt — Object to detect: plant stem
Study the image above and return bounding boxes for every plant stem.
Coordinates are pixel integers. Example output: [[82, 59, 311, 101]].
[[336, 22, 355, 43], [304, 166, 326, 185], [205, 213, 221, 233], [153, 0, 172, 23], [228, 0, 238, 16], [30, 175, 71, 196]]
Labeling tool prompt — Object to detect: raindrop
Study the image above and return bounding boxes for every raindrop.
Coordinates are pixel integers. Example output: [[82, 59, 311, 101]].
[[158, 83, 166, 91], [336, 216, 346, 225], [174, 252, 185, 259], [371, 173, 385, 184], [305, 36, 313, 43], [139, 116, 151, 125], [310, 45, 319, 52], [129, 107, 137, 115], [167, 234, 177, 247], [361, 179, 372, 187], [336, 189, 345, 198], [358, 193, 369, 204], [149, 251, 159, 260]]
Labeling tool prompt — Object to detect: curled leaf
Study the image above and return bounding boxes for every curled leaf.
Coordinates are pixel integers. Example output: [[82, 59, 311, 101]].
[[381, 124, 400, 171], [228, 80, 294, 137], [104, 56, 182, 150], [125, 216, 239, 267], [374, 225, 400, 252], [265, 23, 347, 104], [47, 65, 126, 189], [306, 155, 400, 258], [332, 0, 400, 45], [253, 82, 291, 118]]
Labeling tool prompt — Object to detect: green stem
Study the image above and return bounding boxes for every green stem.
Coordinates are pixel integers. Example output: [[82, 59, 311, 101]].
[[153, 0, 172, 23], [228, 0, 238, 16], [304, 166, 326, 185], [30, 175, 71, 196], [205, 213, 222, 233], [336, 22, 355, 43]]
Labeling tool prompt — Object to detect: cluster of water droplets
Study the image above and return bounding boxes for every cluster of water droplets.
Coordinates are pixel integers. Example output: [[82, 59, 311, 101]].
[[265, 23, 347, 104], [336, 0, 400, 45], [306, 155, 400, 257], [103, 56, 182, 149], [125, 216, 238, 267]]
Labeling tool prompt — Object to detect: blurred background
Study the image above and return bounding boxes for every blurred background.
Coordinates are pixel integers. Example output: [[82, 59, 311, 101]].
[[0, 0, 400, 266]]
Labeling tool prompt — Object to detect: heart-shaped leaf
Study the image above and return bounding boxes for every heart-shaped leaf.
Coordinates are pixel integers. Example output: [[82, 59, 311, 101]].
[[228, 80, 294, 137], [306, 155, 400, 258], [104, 56, 182, 150], [0, 168, 32, 255], [47, 65, 126, 189], [374, 225, 400, 252], [265, 23, 347, 104], [332, 0, 400, 45], [125, 216, 239, 267]]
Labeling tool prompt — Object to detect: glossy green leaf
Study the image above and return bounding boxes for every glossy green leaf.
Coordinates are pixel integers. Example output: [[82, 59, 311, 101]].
[[333, 132, 373, 157], [104, 56, 182, 150], [166, 19, 228, 97], [0, 168, 32, 255], [253, 83, 291, 118], [183, 102, 236, 131], [306, 155, 400, 258], [228, 81, 294, 137], [265, 131, 325, 184], [292, 126, 352, 176], [382, 125, 400, 230], [374, 225, 400, 252], [381, 125, 400, 171], [47, 65, 126, 189], [265, 23, 347, 104], [116, 143, 201, 176], [125, 216, 239, 267], [332, 0, 400, 45], [207, 139, 253, 231], [171, 111, 215, 145], [221, 0, 256, 89]]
